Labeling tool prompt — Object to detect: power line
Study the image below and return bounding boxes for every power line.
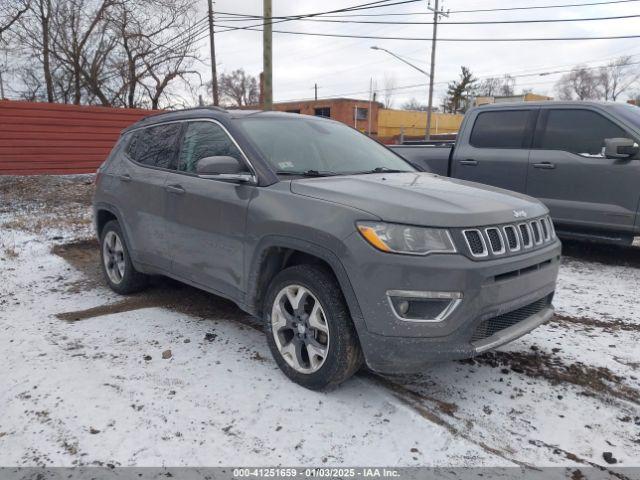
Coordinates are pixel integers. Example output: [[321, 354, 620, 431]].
[[214, 24, 640, 42], [216, 0, 422, 34], [215, 0, 640, 20], [214, 13, 640, 25], [448, 0, 640, 13]]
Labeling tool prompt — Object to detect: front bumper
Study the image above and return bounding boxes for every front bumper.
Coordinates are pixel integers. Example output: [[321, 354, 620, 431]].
[[341, 233, 561, 373]]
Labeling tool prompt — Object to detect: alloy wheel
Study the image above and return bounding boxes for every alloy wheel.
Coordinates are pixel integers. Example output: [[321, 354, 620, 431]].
[[103, 231, 125, 285], [271, 285, 330, 374]]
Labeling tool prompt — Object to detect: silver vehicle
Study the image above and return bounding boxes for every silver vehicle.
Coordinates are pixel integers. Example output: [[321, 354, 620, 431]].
[[93, 108, 561, 390], [392, 101, 640, 245]]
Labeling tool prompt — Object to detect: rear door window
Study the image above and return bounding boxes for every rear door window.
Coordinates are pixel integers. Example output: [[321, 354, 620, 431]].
[[470, 110, 530, 149], [127, 123, 182, 169], [178, 121, 244, 174], [536, 109, 627, 156]]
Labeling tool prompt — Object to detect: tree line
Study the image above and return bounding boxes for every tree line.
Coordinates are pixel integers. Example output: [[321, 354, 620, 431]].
[[0, 0, 265, 109], [401, 57, 640, 114]]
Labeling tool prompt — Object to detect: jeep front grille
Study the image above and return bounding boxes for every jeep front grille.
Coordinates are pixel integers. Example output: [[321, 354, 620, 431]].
[[519, 223, 532, 248], [485, 228, 505, 255], [463, 216, 555, 259], [503, 225, 520, 251], [463, 230, 487, 257]]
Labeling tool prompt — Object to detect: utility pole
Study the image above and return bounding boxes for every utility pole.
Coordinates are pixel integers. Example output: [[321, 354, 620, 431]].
[[426, 0, 448, 140], [263, 0, 273, 110], [207, 0, 219, 106], [0, 71, 5, 100], [368, 78, 373, 136], [314, 83, 318, 101]]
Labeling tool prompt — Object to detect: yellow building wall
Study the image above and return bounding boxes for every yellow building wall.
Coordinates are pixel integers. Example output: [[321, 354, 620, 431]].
[[378, 109, 464, 138]]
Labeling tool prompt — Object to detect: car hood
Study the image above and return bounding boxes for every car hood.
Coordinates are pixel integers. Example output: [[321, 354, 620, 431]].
[[289, 172, 548, 227]]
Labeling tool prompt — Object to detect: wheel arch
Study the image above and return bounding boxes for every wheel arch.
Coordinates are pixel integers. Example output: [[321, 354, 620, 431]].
[[93, 202, 142, 266], [246, 236, 365, 330]]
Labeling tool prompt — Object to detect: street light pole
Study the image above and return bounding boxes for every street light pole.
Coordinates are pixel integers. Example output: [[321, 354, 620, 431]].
[[370, 46, 430, 77], [426, 0, 448, 140]]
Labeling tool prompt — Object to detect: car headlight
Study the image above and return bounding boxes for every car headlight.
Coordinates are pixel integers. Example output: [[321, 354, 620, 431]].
[[356, 221, 456, 255]]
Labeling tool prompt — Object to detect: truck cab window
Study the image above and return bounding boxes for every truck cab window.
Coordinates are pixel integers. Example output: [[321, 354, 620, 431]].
[[538, 109, 626, 156], [470, 110, 529, 149], [178, 121, 244, 174]]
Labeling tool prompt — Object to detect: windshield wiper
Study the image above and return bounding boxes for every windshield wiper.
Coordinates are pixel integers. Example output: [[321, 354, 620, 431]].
[[352, 167, 412, 175], [276, 169, 339, 177]]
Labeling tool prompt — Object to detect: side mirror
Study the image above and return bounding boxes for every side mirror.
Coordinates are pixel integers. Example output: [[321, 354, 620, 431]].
[[604, 138, 639, 159], [196, 156, 254, 183]]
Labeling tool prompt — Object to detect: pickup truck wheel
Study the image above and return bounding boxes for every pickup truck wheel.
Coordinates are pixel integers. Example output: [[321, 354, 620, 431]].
[[264, 265, 363, 390], [100, 220, 149, 295]]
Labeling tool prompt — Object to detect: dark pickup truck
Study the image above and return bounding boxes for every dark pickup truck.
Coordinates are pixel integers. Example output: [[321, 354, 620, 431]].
[[391, 101, 640, 245]]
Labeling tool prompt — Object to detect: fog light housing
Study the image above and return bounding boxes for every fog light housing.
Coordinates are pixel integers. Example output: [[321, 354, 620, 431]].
[[387, 290, 462, 323]]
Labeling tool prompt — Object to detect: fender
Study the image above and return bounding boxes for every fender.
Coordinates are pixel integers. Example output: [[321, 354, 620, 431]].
[[93, 202, 143, 268], [246, 235, 365, 330]]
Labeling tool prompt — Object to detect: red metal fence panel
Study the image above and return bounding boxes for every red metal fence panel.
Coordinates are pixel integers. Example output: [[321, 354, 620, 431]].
[[0, 100, 157, 175]]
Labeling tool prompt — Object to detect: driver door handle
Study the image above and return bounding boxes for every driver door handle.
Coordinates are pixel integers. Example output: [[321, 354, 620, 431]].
[[533, 162, 556, 170], [165, 184, 185, 195], [116, 174, 132, 182], [460, 159, 478, 166]]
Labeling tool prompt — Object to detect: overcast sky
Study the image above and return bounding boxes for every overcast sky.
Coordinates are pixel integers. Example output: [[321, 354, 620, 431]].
[[192, 0, 640, 108]]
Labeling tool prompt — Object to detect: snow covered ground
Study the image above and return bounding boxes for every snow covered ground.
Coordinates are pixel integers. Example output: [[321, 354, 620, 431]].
[[0, 175, 639, 470]]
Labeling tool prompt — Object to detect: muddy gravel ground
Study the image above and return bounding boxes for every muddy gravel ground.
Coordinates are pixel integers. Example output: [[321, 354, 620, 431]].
[[0, 175, 639, 472]]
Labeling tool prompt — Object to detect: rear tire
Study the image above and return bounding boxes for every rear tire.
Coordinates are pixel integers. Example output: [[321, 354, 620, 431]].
[[264, 264, 363, 390], [99, 220, 149, 295]]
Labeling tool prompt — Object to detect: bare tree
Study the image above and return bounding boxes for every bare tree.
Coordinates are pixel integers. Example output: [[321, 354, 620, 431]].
[[50, 0, 117, 104], [382, 74, 396, 109], [476, 74, 515, 97], [217, 69, 259, 107], [555, 65, 602, 101], [7, 0, 202, 108], [0, 0, 30, 40], [401, 98, 428, 111], [598, 56, 640, 101], [107, 0, 201, 109]]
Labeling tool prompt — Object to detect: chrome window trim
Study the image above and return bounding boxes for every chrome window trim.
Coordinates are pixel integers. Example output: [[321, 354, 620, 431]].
[[502, 225, 521, 252], [463, 229, 489, 258], [124, 117, 259, 183], [485, 227, 506, 255]]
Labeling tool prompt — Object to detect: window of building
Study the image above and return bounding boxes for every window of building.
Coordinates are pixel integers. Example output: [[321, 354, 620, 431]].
[[286, 109, 301, 114], [470, 110, 530, 149], [178, 121, 244, 174], [127, 123, 182, 169], [314, 107, 331, 118], [355, 108, 368, 121], [537, 109, 627, 156]]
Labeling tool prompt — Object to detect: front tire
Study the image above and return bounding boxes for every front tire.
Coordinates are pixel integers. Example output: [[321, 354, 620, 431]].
[[264, 265, 363, 390], [99, 220, 149, 295]]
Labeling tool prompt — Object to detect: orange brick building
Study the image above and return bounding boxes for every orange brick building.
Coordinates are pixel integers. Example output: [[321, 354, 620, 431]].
[[269, 98, 383, 136]]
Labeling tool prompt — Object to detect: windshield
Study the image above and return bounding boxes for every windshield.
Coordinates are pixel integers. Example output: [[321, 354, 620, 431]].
[[611, 104, 640, 131], [236, 116, 415, 175]]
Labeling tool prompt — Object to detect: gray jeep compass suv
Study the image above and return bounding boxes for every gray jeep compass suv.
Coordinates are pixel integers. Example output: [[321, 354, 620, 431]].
[[93, 107, 561, 390]]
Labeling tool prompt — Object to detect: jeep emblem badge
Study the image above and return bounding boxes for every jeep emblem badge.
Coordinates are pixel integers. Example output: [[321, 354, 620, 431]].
[[513, 210, 528, 218]]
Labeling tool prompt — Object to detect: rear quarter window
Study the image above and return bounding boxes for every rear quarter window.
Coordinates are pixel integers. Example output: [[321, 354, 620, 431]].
[[470, 110, 530, 149]]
